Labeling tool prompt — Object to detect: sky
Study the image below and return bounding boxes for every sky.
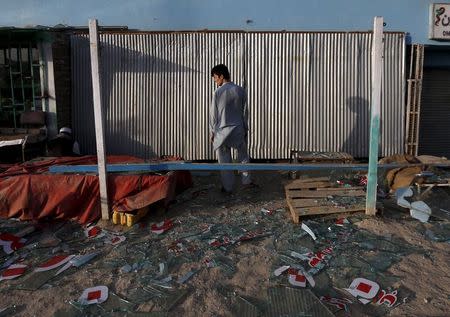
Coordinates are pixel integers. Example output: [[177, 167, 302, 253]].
[[1, 0, 450, 45]]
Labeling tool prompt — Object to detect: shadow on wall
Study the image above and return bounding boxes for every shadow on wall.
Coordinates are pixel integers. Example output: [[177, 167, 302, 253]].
[[341, 96, 371, 157], [75, 38, 199, 159], [105, 116, 159, 159]]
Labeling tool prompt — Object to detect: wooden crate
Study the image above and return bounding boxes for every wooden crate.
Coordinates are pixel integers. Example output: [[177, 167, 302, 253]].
[[285, 177, 366, 223]]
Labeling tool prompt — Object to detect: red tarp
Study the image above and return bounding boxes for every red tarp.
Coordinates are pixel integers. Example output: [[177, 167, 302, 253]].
[[0, 156, 192, 224]]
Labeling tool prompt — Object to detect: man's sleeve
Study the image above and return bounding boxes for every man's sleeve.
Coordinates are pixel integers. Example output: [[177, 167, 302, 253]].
[[209, 91, 217, 133]]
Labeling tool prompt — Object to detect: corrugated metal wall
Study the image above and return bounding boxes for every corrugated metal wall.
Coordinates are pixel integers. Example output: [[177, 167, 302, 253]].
[[71, 31, 405, 160]]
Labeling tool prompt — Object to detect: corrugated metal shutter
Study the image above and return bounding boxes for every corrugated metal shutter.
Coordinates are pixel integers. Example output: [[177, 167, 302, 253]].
[[419, 68, 450, 158]]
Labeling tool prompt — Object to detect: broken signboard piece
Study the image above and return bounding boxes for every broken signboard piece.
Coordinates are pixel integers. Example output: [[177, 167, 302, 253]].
[[78, 285, 109, 305], [274, 265, 290, 277], [287, 268, 307, 287], [335, 218, 350, 226], [308, 246, 333, 267], [345, 277, 380, 304], [301, 223, 317, 241], [374, 289, 398, 307], [410, 201, 432, 223], [0, 263, 27, 281], [151, 220, 174, 235], [0, 233, 26, 254], [287, 267, 315, 288], [84, 225, 104, 239], [34, 254, 75, 272], [320, 295, 352, 311], [55, 252, 100, 276], [104, 234, 126, 246]]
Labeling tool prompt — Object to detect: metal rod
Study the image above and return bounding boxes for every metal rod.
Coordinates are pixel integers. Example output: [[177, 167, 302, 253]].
[[48, 162, 450, 174]]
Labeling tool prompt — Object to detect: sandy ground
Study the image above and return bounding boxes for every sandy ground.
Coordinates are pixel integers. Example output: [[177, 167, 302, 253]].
[[0, 171, 449, 317]]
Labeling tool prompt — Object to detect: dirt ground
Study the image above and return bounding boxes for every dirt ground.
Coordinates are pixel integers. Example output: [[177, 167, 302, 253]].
[[0, 171, 449, 317]]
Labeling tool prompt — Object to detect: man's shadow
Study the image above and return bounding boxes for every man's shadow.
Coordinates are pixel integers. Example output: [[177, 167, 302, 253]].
[[341, 96, 372, 158]]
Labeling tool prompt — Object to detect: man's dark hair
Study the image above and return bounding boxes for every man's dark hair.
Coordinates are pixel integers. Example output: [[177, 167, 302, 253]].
[[211, 64, 230, 80]]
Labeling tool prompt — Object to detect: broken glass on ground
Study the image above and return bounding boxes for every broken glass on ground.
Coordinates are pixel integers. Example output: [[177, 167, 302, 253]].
[[0, 171, 442, 316], [231, 295, 262, 317], [153, 288, 191, 312], [0, 305, 26, 317], [14, 270, 57, 290], [267, 286, 334, 317], [420, 222, 450, 242]]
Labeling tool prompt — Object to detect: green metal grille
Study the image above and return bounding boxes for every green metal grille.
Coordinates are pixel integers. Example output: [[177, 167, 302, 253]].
[[0, 44, 41, 128]]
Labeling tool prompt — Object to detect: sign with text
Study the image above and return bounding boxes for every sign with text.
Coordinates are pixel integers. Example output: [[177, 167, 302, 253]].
[[430, 3, 450, 40]]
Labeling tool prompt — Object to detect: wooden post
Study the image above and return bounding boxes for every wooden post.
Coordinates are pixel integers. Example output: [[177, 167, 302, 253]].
[[89, 19, 110, 220], [366, 16, 384, 215]]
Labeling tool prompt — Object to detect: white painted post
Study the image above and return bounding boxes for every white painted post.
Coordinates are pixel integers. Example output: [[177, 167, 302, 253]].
[[366, 17, 384, 216], [88, 19, 110, 220]]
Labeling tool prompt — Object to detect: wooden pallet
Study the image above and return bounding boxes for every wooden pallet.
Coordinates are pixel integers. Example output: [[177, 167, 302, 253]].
[[285, 177, 366, 223]]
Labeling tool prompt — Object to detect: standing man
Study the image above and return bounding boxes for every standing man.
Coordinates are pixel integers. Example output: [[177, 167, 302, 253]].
[[210, 64, 254, 193]]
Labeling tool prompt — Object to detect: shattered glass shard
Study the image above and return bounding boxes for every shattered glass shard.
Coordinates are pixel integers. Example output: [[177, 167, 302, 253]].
[[267, 286, 334, 317], [232, 295, 261, 317]]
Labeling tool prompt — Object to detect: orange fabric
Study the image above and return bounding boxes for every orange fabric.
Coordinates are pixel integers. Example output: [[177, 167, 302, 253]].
[[0, 155, 145, 178], [0, 156, 192, 224]]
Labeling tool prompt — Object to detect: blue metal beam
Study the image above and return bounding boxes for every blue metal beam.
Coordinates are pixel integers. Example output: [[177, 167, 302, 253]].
[[47, 162, 448, 174]]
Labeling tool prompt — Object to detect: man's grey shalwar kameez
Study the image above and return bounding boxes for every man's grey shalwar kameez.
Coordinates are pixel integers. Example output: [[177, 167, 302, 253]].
[[209, 82, 251, 191]]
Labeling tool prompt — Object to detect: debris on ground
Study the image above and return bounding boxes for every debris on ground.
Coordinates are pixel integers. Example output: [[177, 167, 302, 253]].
[[0, 171, 449, 316], [285, 176, 366, 222]]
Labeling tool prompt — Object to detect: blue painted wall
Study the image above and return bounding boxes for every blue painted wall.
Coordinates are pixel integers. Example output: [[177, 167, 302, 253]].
[[2, 0, 450, 45]]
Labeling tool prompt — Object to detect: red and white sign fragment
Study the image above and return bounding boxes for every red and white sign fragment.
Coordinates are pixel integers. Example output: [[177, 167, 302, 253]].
[[78, 285, 109, 305], [0, 263, 27, 281], [320, 296, 352, 311], [203, 258, 216, 268], [287, 268, 307, 287], [238, 230, 267, 242], [208, 236, 232, 247], [261, 208, 274, 215], [335, 218, 350, 227], [345, 278, 380, 304], [151, 220, 173, 234], [104, 235, 126, 246], [308, 247, 333, 268], [375, 289, 398, 307], [0, 233, 26, 254], [359, 175, 368, 186], [301, 223, 317, 240], [84, 225, 104, 239], [274, 265, 290, 277], [34, 254, 75, 272]]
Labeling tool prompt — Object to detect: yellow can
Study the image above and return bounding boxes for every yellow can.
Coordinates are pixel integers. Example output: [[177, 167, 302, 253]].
[[112, 211, 120, 225]]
